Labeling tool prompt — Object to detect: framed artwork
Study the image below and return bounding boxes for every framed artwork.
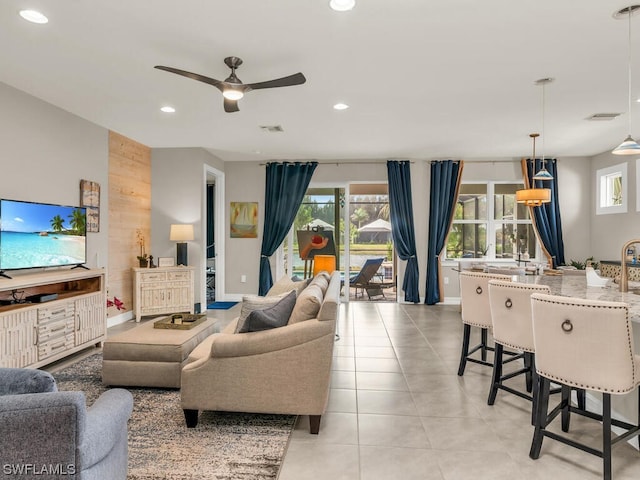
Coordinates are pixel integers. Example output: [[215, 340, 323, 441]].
[[80, 179, 100, 232], [230, 202, 258, 238]]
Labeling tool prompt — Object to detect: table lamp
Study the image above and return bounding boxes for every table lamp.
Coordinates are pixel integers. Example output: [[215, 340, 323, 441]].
[[170, 224, 194, 266], [313, 255, 336, 277]]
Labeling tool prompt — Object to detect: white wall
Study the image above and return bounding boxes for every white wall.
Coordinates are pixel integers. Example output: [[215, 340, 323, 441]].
[[150, 147, 225, 311], [223, 161, 264, 296], [0, 82, 109, 273], [590, 151, 640, 262]]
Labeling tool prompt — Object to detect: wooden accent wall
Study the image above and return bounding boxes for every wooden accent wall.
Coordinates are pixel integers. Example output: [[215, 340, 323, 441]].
[[107, 131, 151, 317]]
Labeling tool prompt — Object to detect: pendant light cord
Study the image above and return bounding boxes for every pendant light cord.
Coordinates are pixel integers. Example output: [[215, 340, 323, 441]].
[[541, 81, 546, 168], [628, 8, 633, 136]]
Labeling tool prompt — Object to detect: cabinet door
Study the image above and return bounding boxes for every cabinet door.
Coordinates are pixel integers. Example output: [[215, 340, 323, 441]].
[[166, 282, 193, 312], [75, 293, 106, 345], [0, 309, 38, 367], [139, 283, 169, 315]]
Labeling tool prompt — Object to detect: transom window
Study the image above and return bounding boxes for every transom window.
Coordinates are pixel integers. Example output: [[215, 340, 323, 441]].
[[446, 182, 537, 261]]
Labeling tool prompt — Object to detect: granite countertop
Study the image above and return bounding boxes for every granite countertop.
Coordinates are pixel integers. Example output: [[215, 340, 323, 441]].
[[520, 274, 640, 323]]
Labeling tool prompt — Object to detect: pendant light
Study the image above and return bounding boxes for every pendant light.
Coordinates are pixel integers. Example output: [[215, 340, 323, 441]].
[[613, 5, 640, 155], [516, 133, 551, 206], [532, 78, 554, 180]]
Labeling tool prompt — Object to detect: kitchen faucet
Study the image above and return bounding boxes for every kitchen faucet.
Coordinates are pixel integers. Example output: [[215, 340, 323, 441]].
[[620, 239, 640, 292]]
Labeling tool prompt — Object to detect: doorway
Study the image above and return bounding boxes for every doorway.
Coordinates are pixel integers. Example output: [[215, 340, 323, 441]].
[[348, 184, 396, 302], [203, 165, 225, 307]]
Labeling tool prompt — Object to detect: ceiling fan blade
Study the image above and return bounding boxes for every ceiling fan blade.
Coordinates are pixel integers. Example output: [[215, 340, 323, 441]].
[[154, 66, 224, 90], [246, 72, 306, 90], [224, 97, 240, 113]]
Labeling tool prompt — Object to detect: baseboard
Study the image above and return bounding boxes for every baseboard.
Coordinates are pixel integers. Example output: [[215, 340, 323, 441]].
[[107, 310, 134, 328]]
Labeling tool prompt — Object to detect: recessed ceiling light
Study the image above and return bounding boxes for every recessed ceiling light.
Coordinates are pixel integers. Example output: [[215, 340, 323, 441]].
[[19, 9, 48, 24], [333, 103, 349, 110], [160, 106, 176, 113], [329, 0, 355, 12]]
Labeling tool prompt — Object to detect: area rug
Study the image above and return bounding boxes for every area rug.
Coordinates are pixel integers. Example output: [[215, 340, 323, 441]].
[[52, 354, 295, 480], [207, 301, 238, 310]]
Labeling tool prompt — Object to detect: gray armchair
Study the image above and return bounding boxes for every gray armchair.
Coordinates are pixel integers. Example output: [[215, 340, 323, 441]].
[[0, 368, 133, 480]]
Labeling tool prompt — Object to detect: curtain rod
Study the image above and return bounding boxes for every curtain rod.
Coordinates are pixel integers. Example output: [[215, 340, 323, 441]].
[[429, 160, 520, 165], [259, 160, 415, 166]]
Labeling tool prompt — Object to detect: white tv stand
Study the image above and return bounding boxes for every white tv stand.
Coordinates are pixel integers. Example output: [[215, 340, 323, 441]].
[[0, 268, 106, 368]]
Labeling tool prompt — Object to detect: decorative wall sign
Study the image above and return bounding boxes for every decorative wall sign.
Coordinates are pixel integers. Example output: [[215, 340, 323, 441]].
[[80, 179, 100, 232], [230, 202, 258, 238]]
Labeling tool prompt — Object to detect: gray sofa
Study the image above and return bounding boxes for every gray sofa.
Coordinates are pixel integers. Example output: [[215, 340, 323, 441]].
[[0, 368, 133, 480], [181, 271, 340, 434]]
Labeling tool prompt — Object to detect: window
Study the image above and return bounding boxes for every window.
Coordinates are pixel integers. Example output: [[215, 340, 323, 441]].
[[596, 163, 627, 215], [446, 182, 538, 261]]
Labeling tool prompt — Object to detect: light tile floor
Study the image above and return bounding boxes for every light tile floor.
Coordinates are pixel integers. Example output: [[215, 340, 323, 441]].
[[48, 301, 640, 479], [277, 301, 640, 480]]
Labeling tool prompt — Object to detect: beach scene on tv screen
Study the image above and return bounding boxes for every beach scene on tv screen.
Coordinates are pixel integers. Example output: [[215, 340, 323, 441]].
[[0, 201, 86, 269]]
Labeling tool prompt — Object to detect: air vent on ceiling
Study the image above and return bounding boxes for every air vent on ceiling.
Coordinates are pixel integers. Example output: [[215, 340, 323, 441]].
[[259, 125, 284, 133], [586, 113, 621, 121]]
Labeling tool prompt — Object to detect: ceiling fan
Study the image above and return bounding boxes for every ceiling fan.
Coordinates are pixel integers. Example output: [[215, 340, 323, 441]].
[[154, 56, 306, 113]]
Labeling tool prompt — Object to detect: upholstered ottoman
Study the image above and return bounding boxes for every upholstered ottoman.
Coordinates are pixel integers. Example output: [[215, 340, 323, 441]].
[[102, 317, 218, 388]]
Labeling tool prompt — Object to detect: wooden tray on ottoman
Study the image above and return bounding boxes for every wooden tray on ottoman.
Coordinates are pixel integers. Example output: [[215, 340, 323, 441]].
[[154, 313, 207, 330]]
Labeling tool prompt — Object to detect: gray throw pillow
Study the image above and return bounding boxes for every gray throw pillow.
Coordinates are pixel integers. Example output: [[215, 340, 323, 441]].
[[236, 290, 297, 333]]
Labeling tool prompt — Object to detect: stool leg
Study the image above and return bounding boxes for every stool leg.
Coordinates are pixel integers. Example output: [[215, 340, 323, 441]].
[[480, 328, 489, 362], [530, 376, 550, 459], [524, 352, 533, 393], [576, 388, 586, 410], [488, 343, 503, 405], [530, 355, 538, 426], [561, 385, 571, 432], [602, 393, 612, 480], [457, 324, 471, 376]]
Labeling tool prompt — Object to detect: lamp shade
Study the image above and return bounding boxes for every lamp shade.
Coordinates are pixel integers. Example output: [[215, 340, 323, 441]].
[[169, 224, 194, 242], [532, 166, 554, 181], [313, 255, 336, 277], [515, 188, 551, 206], [612, 135, 640, 155]]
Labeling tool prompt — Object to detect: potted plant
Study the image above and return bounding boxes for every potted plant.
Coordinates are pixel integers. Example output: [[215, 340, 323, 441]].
[[136, 229, 148, 267]]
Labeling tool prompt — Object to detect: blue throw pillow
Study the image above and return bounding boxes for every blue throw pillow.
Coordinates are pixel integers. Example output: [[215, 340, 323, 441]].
[[237, 290, 297, 333]]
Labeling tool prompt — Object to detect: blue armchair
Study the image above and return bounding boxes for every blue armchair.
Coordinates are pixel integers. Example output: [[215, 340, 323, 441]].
[[0, 368, 133, 480]]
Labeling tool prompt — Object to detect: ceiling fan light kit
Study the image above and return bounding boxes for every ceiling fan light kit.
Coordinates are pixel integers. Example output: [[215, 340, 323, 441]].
[[222, 89, 243, 101], [155, 56, 306, 113]]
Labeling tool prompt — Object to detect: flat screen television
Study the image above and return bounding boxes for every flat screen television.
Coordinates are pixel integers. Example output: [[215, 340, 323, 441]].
[[0, 199, 87, 274]]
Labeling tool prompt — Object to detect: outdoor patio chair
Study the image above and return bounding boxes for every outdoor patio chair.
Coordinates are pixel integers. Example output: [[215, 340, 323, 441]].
[[349, 257, 394, 299]]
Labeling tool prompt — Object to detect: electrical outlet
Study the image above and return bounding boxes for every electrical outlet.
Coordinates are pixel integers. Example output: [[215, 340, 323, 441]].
[[241, 275, 247, 283], [444, 277, 449, 285]]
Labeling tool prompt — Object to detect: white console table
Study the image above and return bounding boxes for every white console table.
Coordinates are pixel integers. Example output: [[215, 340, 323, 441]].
[[132, 266, 194, 321]]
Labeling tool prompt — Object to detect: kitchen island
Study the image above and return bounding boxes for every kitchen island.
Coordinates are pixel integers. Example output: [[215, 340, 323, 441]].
[[523, 273, 640, 323]]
